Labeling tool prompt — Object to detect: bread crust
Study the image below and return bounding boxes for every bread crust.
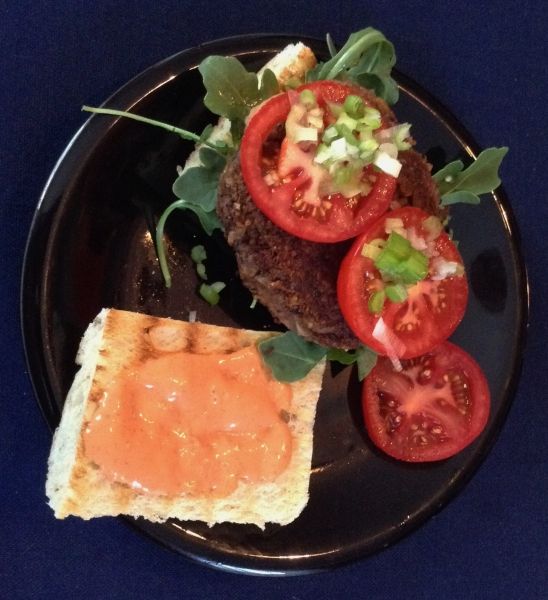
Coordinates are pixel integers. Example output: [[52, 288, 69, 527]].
[[46, 309, 325, 527]]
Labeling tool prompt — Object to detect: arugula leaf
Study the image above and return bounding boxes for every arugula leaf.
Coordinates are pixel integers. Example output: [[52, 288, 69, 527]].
[[259, 68, 279, 100], [172, 148, 225, 213], [307, 28, 398, 104], [327, 345, 378, 380], [259, 331, 378, 383], [198, 146, 227, 171], [157, 146, 224, 287], [355, 346, 378, 380], [199, 56, 279, 122], [431, 159, 464, 183], [184, 203, 222, 235], [155, 195, 222, 288], [439, 191, 480, 206], [326, 33, 338, 58], [433, 147, 508, 206], [354, 73, 399, 106], [326, 347, 357, 365], [258, 332, 328, 383], [82, 106, 227, 156]]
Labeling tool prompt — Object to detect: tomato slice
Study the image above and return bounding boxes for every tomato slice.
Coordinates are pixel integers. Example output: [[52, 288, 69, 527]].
[[337, 207, 468, 358], [363, 341, 490, 462], [239, 80, 397, 243]]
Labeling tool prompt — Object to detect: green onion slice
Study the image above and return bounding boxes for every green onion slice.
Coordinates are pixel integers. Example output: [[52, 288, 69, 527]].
[[385, 283, 408, 303], [375, 232, 429, 285], [343, 94, 366, 119], [368, 290, 386, 314], [191, 245, 207, 263], [199, 281, 226, 305]]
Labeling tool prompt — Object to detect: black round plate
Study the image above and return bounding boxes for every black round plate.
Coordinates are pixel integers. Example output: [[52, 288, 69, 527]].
[[21, 34, 528, 575]]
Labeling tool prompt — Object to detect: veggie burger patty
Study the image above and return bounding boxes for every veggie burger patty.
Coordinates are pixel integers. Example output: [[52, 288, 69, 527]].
[[217, 146, 442, 349]]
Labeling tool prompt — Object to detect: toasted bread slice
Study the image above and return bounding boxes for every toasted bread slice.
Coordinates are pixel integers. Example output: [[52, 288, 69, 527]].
[[46, 309, 325, 527]]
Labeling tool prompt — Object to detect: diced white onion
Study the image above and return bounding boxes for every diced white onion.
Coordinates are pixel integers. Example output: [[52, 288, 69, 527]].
[[423, 215, 443, 241], [374, 128, 393, 143], [339, 184, 363, 198], [384, 217, 405, 235], [361, 238, 385, 260], [293, 125, 318, 143], [188, 310, 197, 323], [374, 123, 412, 149], [378, 142, 398, 159], [313, 147, 331, 164], [373, 151, 402, 177], [372, 318, 405, 371], [430, 257, 461, 280], [329, 137, 348, 160], [307, 115, 324, 129], [407, 227, 428, 251]]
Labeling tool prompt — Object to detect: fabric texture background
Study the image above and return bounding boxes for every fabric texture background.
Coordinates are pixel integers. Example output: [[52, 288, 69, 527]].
[[2, 1, 547, 598]]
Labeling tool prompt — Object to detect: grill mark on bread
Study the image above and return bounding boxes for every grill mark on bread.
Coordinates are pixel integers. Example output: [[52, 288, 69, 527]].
[[184, 324, 199, 354], [217, 326, 245, 354], [88, 390, 102, 404]]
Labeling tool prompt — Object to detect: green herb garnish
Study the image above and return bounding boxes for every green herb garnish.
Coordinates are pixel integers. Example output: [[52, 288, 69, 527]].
[[81, 106, 227, 156], [190, 245, 207, 280], [326, 345, 378, 380], [190, 244, 207, 264], [434, 147, 508, 206], [258, 332, 328, 383], [307, 28, 398, 104], [156, 147, 228, 286], [258, 331, 378, 382], [173, 148, 226, 214], [198, 56, 279, 140], [199, 281, 226, 305], [374, 232, 429, 285], [385, 283, 408, 303], [368, 289, 386, 314]]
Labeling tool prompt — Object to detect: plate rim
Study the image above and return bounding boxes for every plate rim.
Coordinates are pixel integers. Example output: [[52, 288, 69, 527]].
[[20, 32, 530, 575]]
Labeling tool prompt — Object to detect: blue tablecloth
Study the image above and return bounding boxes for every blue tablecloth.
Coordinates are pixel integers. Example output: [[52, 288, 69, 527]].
[[2, 1, 547, 597]]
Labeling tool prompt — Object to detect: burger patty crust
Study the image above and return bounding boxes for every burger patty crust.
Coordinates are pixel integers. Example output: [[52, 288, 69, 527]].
[[217, 149, 442, 350]]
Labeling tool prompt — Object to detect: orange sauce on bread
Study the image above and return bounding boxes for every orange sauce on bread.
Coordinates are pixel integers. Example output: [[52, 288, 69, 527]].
[[83, 345, 293, 497]]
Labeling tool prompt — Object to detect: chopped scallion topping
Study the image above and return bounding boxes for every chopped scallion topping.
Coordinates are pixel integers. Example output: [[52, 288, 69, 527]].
[[190, 244, 207, 264], [299, 89, 317, 108], [322, 125, 339, 144], [362, 107, 381, 128], [361, 238, 385, 260], [374, 232, 429, 285], [196, 263, 207, 280], [199, 281, 226, 305], [385, 283, 408, 303], [423, 215, 443, 240], [343, 94, 366, 119], [368, 290, 386, 313], [335, 112, 359, 132]]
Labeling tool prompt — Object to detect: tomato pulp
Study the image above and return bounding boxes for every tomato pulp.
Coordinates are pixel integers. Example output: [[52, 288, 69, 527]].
[[239, 80, 397, 243], [337, 207, 468, 358], [363, 341, 490, 462]]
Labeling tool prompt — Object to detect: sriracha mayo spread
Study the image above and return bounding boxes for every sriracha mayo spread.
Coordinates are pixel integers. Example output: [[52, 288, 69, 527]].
[[83, 345, 293, 497]]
